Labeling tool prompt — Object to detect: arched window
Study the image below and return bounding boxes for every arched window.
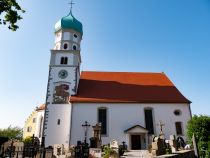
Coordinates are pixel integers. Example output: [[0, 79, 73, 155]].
[[73, 33, 78, 38], [73, 45, 77, 50], [98, 107, 107, 135], [60, 57, 64, 64], [64, 57, 68, 64], [175, 122, 183, 135], [63, 43, 68, 50], [60, 57, 68, 65], [57, 119, 61, 125], [144, 107, 154, 134]]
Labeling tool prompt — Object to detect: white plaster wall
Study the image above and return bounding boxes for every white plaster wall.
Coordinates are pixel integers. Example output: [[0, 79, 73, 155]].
[[35, 110, 45, 141], [73, 35, 80, 43], [45, 104, 72, 148], [63, 32, 71, 40], [54, 31, 62, 43], [70, 103, 191, 146]]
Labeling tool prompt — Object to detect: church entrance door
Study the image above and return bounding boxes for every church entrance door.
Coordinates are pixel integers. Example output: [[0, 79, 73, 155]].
[[131, 135, 141, 150]]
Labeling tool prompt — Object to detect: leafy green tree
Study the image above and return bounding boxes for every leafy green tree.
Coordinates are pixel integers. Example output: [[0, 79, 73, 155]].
[[0, 126, 23, 140], [187, 115, 210, 142], [187, 115, 210, 156], [23, 136, 33, 145], [0, 0, 25, 31]]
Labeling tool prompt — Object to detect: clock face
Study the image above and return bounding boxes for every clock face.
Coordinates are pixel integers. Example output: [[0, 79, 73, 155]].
[[58, 70, 68, 79]]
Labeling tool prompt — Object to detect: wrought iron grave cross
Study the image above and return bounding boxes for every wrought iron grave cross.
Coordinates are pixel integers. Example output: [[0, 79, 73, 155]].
[[82, 121, 91, 143]]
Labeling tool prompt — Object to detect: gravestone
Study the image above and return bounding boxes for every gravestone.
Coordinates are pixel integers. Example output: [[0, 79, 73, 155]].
[[177, 136, 186, 150], [89, 148, 102, 158], [110, 140, 120, 158], [92, 123, 102, 148], [110, 139, 119, 154], [75, 141, 82, 158], [169, 135, 177, 153], [151, 136, 166, 156], [110, 140, 118, 149], [53, 144, 65, 158], [89, 123, 102, 158]]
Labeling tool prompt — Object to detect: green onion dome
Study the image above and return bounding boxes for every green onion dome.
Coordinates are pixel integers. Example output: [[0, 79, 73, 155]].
[[55, 11, 83, 35]]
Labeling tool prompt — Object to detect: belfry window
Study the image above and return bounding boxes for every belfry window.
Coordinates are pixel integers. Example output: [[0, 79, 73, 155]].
[[63, 43, 68, 50], [73, 45, 77, 50], [98, 108, 107, 135], [57, 119, 61, 125], [73, 33, 78, 38], [60, 57, 68, 65]]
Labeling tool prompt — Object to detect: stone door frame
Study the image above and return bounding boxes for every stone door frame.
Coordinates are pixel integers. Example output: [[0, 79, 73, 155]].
[[124, 125, 149, 150]]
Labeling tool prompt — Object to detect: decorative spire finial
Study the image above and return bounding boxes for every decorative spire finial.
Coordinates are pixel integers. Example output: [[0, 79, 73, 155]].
[[68, 0, 75, 14]]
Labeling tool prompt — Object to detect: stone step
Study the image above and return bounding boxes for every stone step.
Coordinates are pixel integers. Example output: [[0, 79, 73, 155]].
[[122, 150, 153, 158]]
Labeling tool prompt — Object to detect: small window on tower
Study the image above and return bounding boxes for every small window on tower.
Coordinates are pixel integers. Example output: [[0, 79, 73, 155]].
[[60, 57, 64, 64], [60, 57, 68, 65], [57, 119, 61, 125], [73, 34, 78, 38], [63, 43, 68, 50], [73, 45, 77, 50], [64, 57, 68, 64]]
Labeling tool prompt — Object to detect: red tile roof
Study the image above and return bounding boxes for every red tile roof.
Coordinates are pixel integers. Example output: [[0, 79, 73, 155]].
[[70, 71, 191, 103], [36, 103, 45, 111]]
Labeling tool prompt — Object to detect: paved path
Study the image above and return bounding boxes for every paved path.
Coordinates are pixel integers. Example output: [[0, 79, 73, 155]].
[[122, 150, 153, 158]]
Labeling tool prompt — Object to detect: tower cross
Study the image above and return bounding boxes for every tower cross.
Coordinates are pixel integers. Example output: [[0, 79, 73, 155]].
[[68, 0, 75, 13]]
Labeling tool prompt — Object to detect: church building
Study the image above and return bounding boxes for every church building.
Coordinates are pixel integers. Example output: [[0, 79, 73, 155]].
[[43, 10, 192, 150]]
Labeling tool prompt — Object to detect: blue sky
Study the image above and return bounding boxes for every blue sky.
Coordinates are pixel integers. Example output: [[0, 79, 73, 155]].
[[0, 0, 210, 128]]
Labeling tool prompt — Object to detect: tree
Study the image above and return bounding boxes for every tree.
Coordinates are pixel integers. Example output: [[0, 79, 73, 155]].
[[0, 126, 23, 140], [23, 136, 33, 145], [187, 115, 210, 156], [0, 0, 25, 31]]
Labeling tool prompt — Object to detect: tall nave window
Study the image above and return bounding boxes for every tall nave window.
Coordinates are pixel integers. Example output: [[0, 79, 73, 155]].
[[144, 108, 154, 134], [98, 108, 107, 135]]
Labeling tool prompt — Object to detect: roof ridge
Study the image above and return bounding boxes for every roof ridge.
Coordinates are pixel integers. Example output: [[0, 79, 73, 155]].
[[81, 71, 164, 74]]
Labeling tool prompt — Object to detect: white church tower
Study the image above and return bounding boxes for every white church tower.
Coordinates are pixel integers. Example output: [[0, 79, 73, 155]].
[[43, 10, 83, 148]]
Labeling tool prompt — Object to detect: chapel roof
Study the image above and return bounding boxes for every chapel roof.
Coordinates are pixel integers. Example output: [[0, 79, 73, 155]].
[[70, 71, 191, 104], [36, 103, 45, 111]]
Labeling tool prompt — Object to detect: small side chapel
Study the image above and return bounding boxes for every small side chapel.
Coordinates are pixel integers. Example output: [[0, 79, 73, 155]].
[[43, 9, 192, 150]]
